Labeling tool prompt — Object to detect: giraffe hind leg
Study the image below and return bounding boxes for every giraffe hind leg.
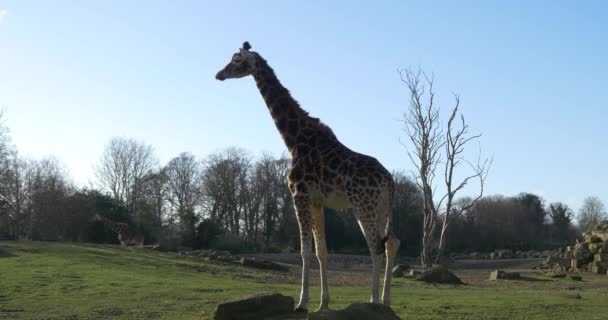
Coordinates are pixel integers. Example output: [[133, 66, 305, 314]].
[[382, 231, 400, 306], [355, 210, 384, 304]]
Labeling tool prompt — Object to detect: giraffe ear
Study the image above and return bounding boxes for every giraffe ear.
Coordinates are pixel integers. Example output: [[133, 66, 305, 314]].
[[242, 41, 252, 51]]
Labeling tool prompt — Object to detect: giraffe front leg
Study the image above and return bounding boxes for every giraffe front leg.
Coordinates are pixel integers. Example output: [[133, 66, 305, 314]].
[[311, 205, 330, 310], [370, 252, 382, 303], [293, 195, 313, 312]]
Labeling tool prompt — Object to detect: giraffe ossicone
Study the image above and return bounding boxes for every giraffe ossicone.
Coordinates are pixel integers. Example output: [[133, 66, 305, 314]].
[[216, 42, 400, 311]]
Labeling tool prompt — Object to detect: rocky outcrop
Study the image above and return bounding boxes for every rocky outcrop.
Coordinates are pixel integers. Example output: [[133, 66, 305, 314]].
[[178, 250, 289, 272], [566, 221, 608, 274], [414, 265, 462, 284], [489, 270, 520, 280], [213, 292, 294, 320], [240, 257, 288, 271]]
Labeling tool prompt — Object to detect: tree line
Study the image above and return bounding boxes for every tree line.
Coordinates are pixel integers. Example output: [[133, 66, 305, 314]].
[[0, 111, 606, 254]]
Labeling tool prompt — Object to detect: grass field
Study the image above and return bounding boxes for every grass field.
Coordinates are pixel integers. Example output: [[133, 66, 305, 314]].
[[1, 241, 607, 320]]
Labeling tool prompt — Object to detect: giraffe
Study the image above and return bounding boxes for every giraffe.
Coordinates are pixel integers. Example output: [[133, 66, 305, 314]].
[[90, 214, 144, 247], [216, 42, 400, 311]]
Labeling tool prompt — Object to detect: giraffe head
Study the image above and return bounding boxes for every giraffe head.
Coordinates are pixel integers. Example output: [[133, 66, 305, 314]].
[[215, 42, 257, 81]]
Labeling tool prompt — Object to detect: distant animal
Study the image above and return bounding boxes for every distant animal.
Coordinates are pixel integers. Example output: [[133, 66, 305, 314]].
[[216, 42, 400, 311], [90, 214, 144, 247]]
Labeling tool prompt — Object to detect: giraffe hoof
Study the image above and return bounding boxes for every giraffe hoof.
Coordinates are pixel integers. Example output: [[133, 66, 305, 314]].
[[294, 306, 308, 313], [315, 304, 329, 312]]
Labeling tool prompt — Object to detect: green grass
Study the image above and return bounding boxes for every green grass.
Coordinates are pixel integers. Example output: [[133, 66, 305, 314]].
[[1, 241, 607, 320]]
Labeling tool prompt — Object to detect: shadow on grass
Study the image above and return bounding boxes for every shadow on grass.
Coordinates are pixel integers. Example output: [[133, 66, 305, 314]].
[[0, 248, 16, 258], [518, 276, 552, 282]]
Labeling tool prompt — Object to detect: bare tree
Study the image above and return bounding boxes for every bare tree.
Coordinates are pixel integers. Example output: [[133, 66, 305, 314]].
[[578, 196, 607, 232], [201, 147, 251, 235], [401, 69, 443, 268], [435, 103, 491, 262], [140, 168, 169, 233], [400, 68, 490, 268], [94, 137, 157, 223], [165, 152, 202, 244]]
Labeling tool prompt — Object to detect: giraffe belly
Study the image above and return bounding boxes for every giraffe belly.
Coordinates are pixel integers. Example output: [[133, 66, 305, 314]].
[[321, 191, 352, 209]]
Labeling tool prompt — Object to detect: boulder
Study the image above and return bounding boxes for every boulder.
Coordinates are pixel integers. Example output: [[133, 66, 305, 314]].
[[592, 230, 608, 242], [589, 243, 603, 254], [547, 273, 567, 278], [213, 292, 294, 320], [240, 257, 288, 272], [573, 243, 593, 265], [590, 261, 608, 274], [489, 270, 520, 280], [496, 249, 514, 259], [307, 302, 401, 320], [407, 270, 421, 277], [414, 265, 462, 284]]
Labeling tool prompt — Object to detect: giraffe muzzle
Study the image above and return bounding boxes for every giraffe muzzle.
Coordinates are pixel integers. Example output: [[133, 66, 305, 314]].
[[215, 71, 226, 81]]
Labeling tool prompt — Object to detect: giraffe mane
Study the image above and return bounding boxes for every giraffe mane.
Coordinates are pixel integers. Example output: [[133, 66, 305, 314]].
[[253, 52, 338, 141]]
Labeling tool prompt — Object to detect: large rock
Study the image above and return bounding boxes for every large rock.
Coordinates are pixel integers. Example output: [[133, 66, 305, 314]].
[[406, 269, 421, 277], [240, 257, 288, 272], [489, 270, 520, 280], [547, 272, 567, 278], [414, 265, 462, 284], [307, 303, 401, 320], [590, 261, 608, 274], [213, 292, 294, 320], [496, 249, 514, 259], [573, 243, 593, 265]]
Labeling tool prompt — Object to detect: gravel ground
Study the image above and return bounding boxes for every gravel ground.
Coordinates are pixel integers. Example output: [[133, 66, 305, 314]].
[[240, 253, 608, 288]]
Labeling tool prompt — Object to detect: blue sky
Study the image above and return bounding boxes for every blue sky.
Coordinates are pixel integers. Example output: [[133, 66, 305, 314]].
[[0, 1, 606, 212]]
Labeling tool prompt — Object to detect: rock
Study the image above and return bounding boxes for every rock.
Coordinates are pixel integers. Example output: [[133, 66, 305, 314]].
[[589, 243, 603, 254], [240, 257, 288, 272], [570, 276, 583, 281], [590, 261, 607, 274], [407, 270, 421, 277], [573, 243, 593, 265], [213, 292, 294, 320], [547, 273, 567, 278], [496, 249, 514, 259], [414, 265, 462, 284], [596, 220, 608, 231], [392, 264, 409, 278], [489, 270, 520, 280], [307, 302, 401, 320]]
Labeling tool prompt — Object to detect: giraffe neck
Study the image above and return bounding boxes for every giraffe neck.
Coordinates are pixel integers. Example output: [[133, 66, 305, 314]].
[[251, 54, 337, 156]]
